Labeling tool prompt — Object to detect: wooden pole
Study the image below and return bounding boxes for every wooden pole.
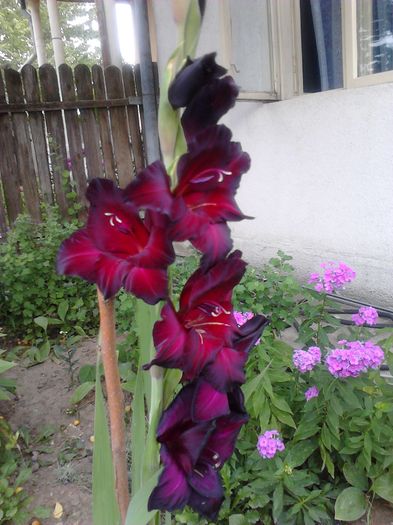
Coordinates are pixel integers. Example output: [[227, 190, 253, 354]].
[[133, 0, 161, 164], [97, 289, 129, 524]]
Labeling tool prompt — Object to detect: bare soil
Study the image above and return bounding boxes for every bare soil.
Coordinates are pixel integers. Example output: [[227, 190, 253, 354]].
[[2, 340, 97, 525], [1, 337, 393, 525]]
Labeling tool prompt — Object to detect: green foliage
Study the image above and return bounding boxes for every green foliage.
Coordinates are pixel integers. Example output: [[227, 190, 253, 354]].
[[0, 208, 98, 343], [175, 251, 393, 525], [0, 361, 31, 524], [0, 0, 100, 69]]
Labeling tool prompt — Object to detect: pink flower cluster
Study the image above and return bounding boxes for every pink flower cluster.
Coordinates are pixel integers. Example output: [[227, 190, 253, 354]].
[[304, 385, 319, 401], [352, 306, 379, 326], [326, 340, 384, 378], [308, 262, 356, 293], [257, 430, 285, 459], [293, 346, 321, 373], [234, 311, 261, 345]]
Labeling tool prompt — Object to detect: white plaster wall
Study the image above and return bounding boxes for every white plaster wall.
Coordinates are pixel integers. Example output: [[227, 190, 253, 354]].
[[152, 2, 393, 307]]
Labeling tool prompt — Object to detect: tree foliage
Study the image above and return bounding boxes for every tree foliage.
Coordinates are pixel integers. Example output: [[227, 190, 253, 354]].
[[0, 0, 101, 69]]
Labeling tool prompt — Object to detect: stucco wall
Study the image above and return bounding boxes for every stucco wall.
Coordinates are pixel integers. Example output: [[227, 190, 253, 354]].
[[152, 2, 393, 307]]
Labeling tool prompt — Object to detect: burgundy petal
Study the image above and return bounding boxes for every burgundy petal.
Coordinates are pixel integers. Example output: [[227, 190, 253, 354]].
[[192, 380, 229, 422], [146, 303, 187, 370], [176, 125, 250, 195], [201, 346, 247, 392], [124, 161, 173, 214], [188, 490, 223, 521], [184, 189, 247, 222], [156, 383, 195, 439], [168, 53, 226, 108], [129, 226, 175, 269], [182, 330, 222, 382], [148, 446, 190, 513], [169, 205, 209, 242], [95, 255, 128, 299], [182, 77, 239, 141], [57, 229, 99, 282], [192, 222, 233, 267], [205, 411, 248, 466], [187, 463, 223, 499], [123, 267, 168, 304], [179, 250, 246, 312], [233, 314, 269, 353], [86, 177, 124, 207]]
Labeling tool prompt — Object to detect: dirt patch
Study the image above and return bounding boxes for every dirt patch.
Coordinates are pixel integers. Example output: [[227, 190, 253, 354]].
[[2, 340, 97, 525]]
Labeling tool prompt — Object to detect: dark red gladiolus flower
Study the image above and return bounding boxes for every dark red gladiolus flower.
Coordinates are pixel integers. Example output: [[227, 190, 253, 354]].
[[148, 381, 248, 520], [201, 314, 270, 392], [125, 127, 250, 266], [144, 251, 246, 380], [57, 178, 175, 304], [182, 76, 239, 142], [171, 125, 251, 265], [168, 53, 226, 108]]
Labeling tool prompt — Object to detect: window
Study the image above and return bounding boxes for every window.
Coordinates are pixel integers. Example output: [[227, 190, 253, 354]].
[[218, 0, 393, 100]]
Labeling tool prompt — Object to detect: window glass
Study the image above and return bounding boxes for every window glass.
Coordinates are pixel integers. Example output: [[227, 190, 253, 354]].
[[357, 0, 393, 76]]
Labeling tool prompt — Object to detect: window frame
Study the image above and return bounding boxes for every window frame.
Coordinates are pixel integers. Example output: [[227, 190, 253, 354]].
[[342, 0, 393, 89]]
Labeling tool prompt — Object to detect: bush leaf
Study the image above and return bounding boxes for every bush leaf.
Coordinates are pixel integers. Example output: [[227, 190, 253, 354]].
[[372, 472, 393, 504], [334, 487, 367, 521]]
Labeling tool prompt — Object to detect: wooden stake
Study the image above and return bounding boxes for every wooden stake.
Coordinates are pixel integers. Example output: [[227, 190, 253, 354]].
[[97, 288, 129, 524]]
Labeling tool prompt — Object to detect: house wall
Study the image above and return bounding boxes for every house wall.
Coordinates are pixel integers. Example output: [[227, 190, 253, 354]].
[[151, 2, 393, 307]]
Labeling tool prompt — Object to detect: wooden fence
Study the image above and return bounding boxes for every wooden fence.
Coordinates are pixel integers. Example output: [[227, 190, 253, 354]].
[[0, 63, 151, 235]]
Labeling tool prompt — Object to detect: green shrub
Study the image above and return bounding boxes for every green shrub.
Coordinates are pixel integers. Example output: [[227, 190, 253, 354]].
[[0, 209, 98, 341]]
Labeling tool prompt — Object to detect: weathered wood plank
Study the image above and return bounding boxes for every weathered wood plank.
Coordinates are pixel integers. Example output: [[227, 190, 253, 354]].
[[122, 64, 145, 174], [4, 68, 41, 221], [104, 65, 133, 187], [59, 64, 87, 201], [0, 70, 22, 223], [92, 65, 116, 181], [74, 64, 103, 180], [21, 65, 53, 205], [0, 185, 8, 236], [39, 64, 68, 215]]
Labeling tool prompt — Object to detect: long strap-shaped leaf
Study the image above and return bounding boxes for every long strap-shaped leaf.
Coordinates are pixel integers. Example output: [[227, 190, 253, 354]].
[[92, 354, 121, 525]]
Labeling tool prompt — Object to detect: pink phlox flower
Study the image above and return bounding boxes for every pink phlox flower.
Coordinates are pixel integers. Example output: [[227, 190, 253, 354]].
[[308, 261, 356, 293], [352, 306, 378, 326], [304, 386, 319, 401], [257, 430, 285, 459], [293, 346, 321, 373], [234, 311, 261, 345], [326, 340, 384, 378]]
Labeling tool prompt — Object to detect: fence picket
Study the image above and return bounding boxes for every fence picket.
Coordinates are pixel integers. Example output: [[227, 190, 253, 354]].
[[75, 64, 104, 180], [21, 65, 53, 205], [4, 68, 41, 221], [92, 65, 116, 181], [104, 65, 134, 187], [122, 64, 145, 174], [0, 70, 22, 223], [59, 64, 87, 201], [39, 64, 68, 215]]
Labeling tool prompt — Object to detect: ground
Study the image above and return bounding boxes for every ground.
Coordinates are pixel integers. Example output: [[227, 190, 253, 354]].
[[1, 338, 393, 525]]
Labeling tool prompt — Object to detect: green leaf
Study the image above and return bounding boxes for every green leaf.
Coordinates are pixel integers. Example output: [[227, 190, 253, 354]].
[[343, 463, 368, 490], [92, 358, 120, 525], [125, 468, 162, 525], [69, 382, 95, 404], [372, 472, 393, 504], [334, 487, 367, 521], [131, 364, 146, 496], [229, 515, 248, 525], [272, 483, 284, 523], [0, 358, 15, 375], [79, 364, 96, 383], [286, 441, 318, 468], [33, 316, 48, 332], [57, 299, 69, 322]]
